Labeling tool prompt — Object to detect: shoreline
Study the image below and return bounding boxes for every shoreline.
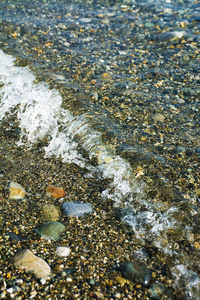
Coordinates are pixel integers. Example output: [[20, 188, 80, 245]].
[[0, 119, 179, 299]]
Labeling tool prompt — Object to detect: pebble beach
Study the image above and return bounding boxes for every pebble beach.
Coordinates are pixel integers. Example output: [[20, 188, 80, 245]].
[[0, 120, 176, 299], [0, 0, 200, 299]]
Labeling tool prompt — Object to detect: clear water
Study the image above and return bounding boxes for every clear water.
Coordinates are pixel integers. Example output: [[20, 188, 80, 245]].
[[0, 0, 200, 297]]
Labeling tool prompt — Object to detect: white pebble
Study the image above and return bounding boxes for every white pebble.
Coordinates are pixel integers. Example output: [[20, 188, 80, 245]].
[[67, 277, 72, 282], [40, 278, 46, 285], [56, 246, 70, 257], [0, 291, 6, 299], [16, 279, 23, 285], [115, 293, 121, 299]]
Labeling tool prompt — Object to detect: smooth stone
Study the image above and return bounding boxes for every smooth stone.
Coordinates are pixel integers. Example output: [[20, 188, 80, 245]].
[[120, 261, 151, 286], [46, 185, 66, 199], [153, 113, 165, 122], [62, 201, 93, 217], [0, 291, 6, 298], [7, 286, 21, 293], [115, 276, 127, 286], [88, 278, 96, 286], [0, 280, 6, 291], [79, 18, 92, 23], [14, 249, 51, 278], [9, 182, 26, 200], [145, 21, 154, 28], [42, 204, 60, 221], [56, 246, 70, 257], [36, 221, 65, 240]]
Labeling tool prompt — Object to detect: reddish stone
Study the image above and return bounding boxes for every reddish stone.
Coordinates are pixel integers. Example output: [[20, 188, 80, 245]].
[[46, 186, 66, 199]]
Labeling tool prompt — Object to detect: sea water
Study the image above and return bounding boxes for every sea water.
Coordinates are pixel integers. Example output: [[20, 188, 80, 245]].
[[0, 0, 200, 297]]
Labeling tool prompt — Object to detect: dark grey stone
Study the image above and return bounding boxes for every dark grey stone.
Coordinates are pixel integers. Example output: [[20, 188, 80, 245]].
[[120, 261, 151, 286]]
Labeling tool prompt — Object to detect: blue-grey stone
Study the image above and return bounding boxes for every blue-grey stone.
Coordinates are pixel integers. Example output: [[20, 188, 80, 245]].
[[120, 261, 151, 286], [62, 202, 93, 217]]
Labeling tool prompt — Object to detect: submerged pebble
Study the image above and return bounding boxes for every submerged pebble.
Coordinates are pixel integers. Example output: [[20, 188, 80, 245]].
[[120, 261, 152, 286], [46, 185, 66, 199], [36, 221, 65, 240], [62, 201, 93, 217]]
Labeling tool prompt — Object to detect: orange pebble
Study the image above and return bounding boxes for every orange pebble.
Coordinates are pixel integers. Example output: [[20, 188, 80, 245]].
[[46, 186, 66, 199]]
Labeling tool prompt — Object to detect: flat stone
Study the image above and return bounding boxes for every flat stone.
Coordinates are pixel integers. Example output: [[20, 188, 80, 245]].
[[120, 261, 151, 286], [14, 249, 51, 278], [36, 221, 65, 240], [62, 201, 93, 217], [42, 204, 60, 221], [46, 185, 66, 199], [9, 182, 26, 200]]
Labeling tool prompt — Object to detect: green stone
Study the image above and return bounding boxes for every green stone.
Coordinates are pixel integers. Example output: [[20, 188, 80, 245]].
[[36, 221, 65, 240]]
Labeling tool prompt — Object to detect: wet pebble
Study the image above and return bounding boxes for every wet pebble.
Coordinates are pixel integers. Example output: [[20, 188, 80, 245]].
[[9, 181, 26, 200], [88, 278, 96, 286], [42, 204, 60, 221], [36, 221, 65, 240], [0, 291, 6, 299], [153, 113, 165, 122], [56, 246, 70, 257], [120, 261, 151, 286], [14, 249, 51, 278], [46, 185, 66, 199], [7, 286, 21, 294], [62, 201, 93, 217]]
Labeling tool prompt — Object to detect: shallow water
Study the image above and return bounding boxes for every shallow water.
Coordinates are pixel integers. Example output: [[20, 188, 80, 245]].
[[0, 0, 200, 297]]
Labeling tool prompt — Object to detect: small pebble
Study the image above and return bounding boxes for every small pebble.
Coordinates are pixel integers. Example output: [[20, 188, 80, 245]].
[[56, 246, 70, 257], [46, 185, 66, 199], [9, 181, 26, 200], [40, 278, 46, 285]]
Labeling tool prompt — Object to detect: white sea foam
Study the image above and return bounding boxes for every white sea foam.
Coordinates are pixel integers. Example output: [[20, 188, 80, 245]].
[[0, 49, 191, 242], [0, 50, 85, 166], [0, 49, 199, 295]]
